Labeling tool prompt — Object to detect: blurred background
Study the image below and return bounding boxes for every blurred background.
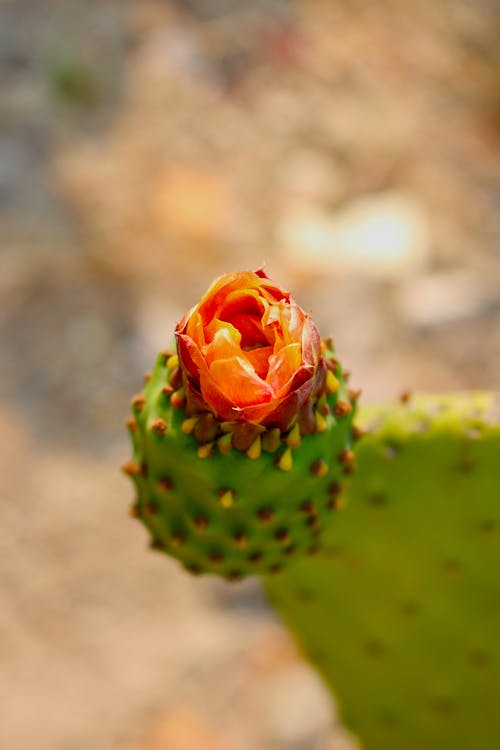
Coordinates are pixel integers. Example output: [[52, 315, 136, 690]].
[[1, 0, 500, 748]]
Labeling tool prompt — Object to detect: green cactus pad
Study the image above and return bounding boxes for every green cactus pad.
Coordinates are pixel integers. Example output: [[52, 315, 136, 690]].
[[265, 392, 500, 750], [124, 346, 356, 578]]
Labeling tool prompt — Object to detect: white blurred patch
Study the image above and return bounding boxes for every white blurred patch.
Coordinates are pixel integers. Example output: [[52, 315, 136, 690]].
[[278, 192, 430, 280]]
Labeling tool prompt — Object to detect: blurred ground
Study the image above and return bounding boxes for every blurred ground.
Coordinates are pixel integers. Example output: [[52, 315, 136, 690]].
[[1, 0, 500, 748]]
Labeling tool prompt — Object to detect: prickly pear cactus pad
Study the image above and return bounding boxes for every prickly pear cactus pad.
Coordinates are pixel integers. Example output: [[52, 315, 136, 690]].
[[265, 392, 500, 750], [123, 270, 357, 578]]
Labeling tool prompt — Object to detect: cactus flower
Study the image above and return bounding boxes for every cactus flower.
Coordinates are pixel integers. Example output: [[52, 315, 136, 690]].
[[175, 269, 325, 430]]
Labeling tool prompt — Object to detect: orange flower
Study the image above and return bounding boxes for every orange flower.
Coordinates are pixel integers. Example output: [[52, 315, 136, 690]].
[[175, 270, 325, 430]]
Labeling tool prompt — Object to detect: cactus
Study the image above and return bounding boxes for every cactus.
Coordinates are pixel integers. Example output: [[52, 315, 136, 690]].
[[124, 271, 500, 750], [124, 270, 357, 578], [265, 392, 500, 750]]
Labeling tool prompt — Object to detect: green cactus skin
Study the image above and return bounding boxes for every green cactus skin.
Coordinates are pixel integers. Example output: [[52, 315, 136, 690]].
[[124, 345, 356, 579], [265, 392, 500, 750]]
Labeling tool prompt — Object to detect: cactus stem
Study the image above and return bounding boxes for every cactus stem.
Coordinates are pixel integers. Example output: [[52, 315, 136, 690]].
[[276, 446, 293, 471], [131, 393, 145, 412], [310, 459, 328, 477], [151, 417, 168, 436]]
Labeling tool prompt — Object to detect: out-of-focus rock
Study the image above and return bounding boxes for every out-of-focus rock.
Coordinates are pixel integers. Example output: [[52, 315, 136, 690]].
[[264, 663, 334, 749], [278, 192, 430, 280], [396, 269, 498, 328]]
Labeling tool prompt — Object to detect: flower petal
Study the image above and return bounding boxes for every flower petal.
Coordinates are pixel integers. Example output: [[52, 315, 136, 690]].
[[205, 356, 273, 408]]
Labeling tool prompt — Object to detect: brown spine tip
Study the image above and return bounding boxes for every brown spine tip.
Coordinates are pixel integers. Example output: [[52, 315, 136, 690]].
[[268, 563, 283, 575], [147, 500, 158, 514], [143, 370, 152, 384], [257, 507, 275, 524], [161, 384, 174, 397], [157, 476, 174, 491], [262, 427, 281, 452], [300, 499, 316, 515], [275, 528, 290, 542], [169, 366, 183, 391], [197, 441, 214, 459], [351, 425, 365, 441], [249, 551, 263, 563], [149, 538, 164, 551], [343, 464, 356, 476], [170, 387, 186, 408], [333, 400, 352, 418], [400, 389, 412, 404], [193, 515, 209, 530], [338, 448, 355, 464], [160, 348, 175, 363], [125, 417, 137, 431], [209, 551, 224, 564], [151, 417, 168, 436], [131, 393, 145, 412], [310, 459, 328, 477], [122, 459, 142, 477], [284, 544, 296, 556], [233, 530, 248, 548], [326, 356, 339, 372], [232, 423, 263, 452], [129, 501, 140, 517], [342, 369, 351, 382], [328, 482, 342, 496], [194, 412, 218, 443], [347, 388, 362, 403], [171, 531, 186, 547], [226, 570, 243, 581], [217, 488, 235, 508]]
